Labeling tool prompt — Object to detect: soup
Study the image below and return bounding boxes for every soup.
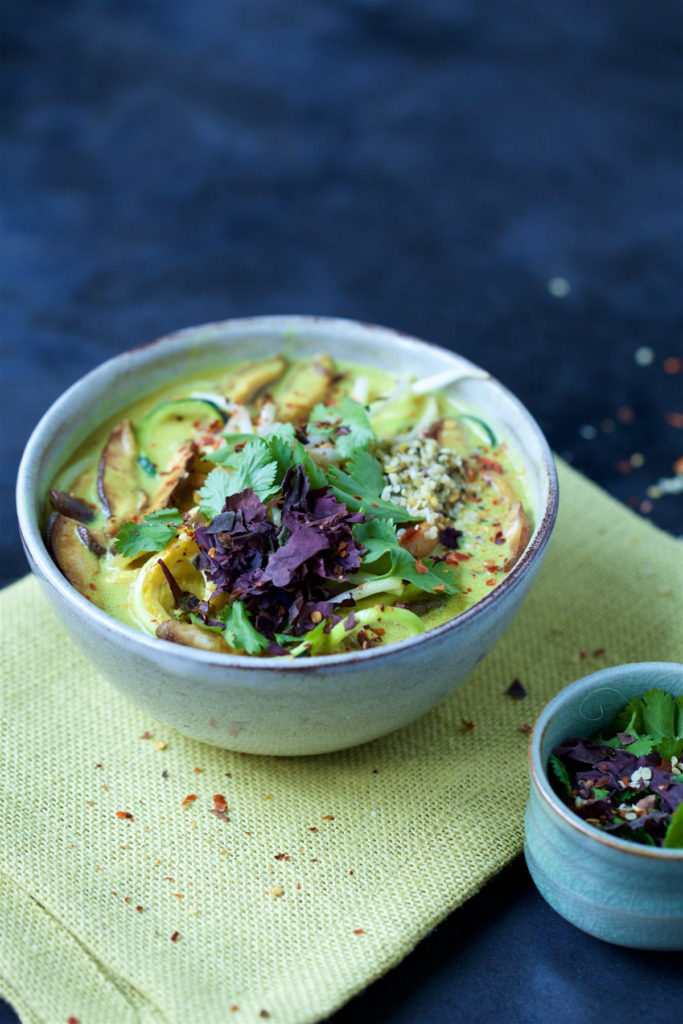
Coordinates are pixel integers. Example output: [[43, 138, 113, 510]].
[[46, 352, 531, 657]]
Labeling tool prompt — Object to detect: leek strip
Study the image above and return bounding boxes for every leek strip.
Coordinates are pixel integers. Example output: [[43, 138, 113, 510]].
[[329, 576, 405, 605], [288, 605, 425, 657], [410, 366, 489, 395]]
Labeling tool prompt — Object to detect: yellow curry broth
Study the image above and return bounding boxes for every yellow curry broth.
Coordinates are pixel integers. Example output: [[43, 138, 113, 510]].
[[47, 355, 531, 652]]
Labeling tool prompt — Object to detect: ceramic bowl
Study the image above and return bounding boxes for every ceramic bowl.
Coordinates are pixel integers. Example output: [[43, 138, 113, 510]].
[[17, 315, 558, 755], [525, 661, 683, 950]]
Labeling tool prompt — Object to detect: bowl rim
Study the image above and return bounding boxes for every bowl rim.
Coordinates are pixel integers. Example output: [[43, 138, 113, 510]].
[[528, 661, 683, 860], [16, 313, 559, 671]]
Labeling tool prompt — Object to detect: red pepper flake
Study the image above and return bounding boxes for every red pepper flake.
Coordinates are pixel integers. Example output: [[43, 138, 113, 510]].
[[578, 650, 587, 660], [260, 1012, 270, 1020], [432, 583, 445, 592], [140, 731, 152, 739], [213, 794, 228, 813], [485, 579, 496, 586], [136, 905, 144, 912], [665, 411, 683, 429], [181, 794, 197, 807], [616, 459, 632, 474], [67, 1017, 80, 1024], [663, 356, 682, 375], [116, 811, 134, 820], [461, 718, 475, 730], [478, 457, 504, 473], [518, 723, 532, 734], [593, 648, 605, 657], [230, 1006, 239, 1013], [674, 457, 683, 476], [170, 931, 180, 942], [349, 869, 355, 875], [309, 827, 318, 832], [274, 853, 290, 860], [194, 767, 203, 773], [322, 814, 334, 821], [414, 559, 429, 574], [353, 928, 365, 935]]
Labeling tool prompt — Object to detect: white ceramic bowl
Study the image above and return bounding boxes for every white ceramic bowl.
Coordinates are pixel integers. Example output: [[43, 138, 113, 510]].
[[17, 316, 558, 755], [525, 662, 683, 949]]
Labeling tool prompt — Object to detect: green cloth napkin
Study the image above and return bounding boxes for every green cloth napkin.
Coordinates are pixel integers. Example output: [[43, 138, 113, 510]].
[[1, 460, 681, 1024]]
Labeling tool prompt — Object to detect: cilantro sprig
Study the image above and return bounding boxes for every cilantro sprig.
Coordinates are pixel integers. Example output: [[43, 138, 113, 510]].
[[307, 396, 375, 459], [217, 600, 269, 655], [353, 518, 458, 594], [605, 688, 683, 760], [114, 509, 183, 556]]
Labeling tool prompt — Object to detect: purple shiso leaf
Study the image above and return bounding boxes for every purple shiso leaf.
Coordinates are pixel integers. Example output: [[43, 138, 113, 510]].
[[262, 525, 331, 587], [438, 526, 463, 549], [192, 468, 368, 640]]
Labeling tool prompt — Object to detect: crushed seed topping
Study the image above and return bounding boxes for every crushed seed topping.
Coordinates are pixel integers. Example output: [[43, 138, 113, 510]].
[[374, 437, 465, 524]]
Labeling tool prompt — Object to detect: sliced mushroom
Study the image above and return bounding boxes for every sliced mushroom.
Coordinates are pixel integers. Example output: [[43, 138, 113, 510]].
[[399, 522, 440, 559], [275, 354, 335, 423], [156, 619, 232, 653], [223, 355, 287, 404], [48, 513, 106, 607], [98, 419, 145, 523], [145, 441, 197, 514], [500, 501, 532, 571], [49, 489, 97, 523]]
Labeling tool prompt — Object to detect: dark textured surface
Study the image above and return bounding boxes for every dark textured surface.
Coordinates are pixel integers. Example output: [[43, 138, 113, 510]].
[[1, 2, 682, 1022]]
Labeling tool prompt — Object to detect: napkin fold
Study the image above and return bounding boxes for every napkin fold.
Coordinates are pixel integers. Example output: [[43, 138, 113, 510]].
[[1, 460, 681, 1024]]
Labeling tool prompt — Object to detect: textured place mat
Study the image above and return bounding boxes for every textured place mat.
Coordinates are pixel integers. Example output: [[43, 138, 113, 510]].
[[1, 459, 681, 1024]]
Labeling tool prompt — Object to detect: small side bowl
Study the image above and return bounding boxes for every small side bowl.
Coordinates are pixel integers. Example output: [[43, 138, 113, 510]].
[[525, 661, 683, 950], [17, 315, 558, 755]]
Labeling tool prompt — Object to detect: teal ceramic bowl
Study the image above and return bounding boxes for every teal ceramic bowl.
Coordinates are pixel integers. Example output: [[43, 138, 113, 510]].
[[525, 661, 683, 950]]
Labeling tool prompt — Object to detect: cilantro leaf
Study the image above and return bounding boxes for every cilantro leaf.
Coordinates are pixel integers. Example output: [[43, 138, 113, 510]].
[[548, 753, 572, 798], [640, 688, 679, 742], [218, 601, 269, 655], [664, 801, 683, 849], [353, 518, 458, 594], [345, 448, 385, 494], [612, 689, 683, 749], [227, 440, 278, 499], [624, 734, 656, 757], [114, 509, 182, 556], [199, 442, 278, 517], [307, 397, 375, 458], [290, 442, 328, 490], [327, 463, 415, 522], [199, 468, 234, 519], [206, 434, 261, 464]]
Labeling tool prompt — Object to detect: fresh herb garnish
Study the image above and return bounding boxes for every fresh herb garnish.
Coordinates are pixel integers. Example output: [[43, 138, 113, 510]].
[[114, 509, 183, 556], [550, 688, 683, 848], [307, 396, 375, 459], [217, 600, 269, 655], [352, 517, 458, 594]]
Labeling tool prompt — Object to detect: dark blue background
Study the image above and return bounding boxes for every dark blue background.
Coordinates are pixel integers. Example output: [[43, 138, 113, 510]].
[[2, 1, 682, 1022]]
